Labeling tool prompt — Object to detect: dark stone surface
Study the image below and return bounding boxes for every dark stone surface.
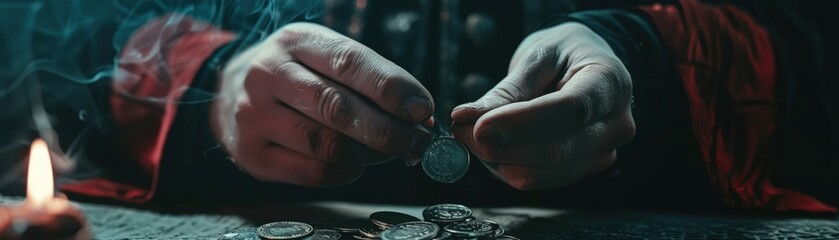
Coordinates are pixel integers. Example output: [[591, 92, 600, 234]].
[[509, 210, 839, 240], [4, 196, 839, 239]]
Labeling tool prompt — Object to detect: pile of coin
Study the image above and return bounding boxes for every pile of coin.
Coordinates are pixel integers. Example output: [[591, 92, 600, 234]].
[[218, 204, 518, 240]]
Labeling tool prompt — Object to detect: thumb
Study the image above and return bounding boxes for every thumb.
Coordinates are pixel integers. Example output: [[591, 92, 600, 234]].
[[451, 50, 561, 124]]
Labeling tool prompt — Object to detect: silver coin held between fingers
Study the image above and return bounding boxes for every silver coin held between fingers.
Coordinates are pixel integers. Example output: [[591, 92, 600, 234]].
[[422, 204, 473, 223], [257, 221, 314, 239], [422, 137, 470, 183], [380, 221, 439, 240]]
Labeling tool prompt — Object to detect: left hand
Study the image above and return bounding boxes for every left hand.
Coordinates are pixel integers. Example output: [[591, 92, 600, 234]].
[[451, 22, 636, 190]]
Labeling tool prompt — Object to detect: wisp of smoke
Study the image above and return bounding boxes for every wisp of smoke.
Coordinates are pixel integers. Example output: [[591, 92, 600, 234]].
[[0, 0, 325, 193]]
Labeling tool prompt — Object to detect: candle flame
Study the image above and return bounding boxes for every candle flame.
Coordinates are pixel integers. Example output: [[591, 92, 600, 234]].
[[27, 138, 54, 208]]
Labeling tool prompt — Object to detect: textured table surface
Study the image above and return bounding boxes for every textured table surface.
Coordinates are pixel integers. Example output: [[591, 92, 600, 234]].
[[3, 195, 839, 239]]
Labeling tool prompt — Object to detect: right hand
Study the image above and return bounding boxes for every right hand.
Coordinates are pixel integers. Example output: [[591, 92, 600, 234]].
[[212, 23, 434, 187]]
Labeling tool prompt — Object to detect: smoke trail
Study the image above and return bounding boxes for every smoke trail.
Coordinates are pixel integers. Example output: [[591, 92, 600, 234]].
[[0, 0, 325, 192]]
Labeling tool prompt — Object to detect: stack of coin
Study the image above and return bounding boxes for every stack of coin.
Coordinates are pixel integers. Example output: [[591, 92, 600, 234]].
[[218, 204, 518, 240]]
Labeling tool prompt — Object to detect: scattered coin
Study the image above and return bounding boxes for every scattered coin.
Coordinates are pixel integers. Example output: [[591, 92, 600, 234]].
[[495, 226, 505, 237], [422, 137, 470, 183], [218, 228, 260, 240], [307, 229, 342, 240], [370, 211, 421, 229], [359, 226, 383, 239], [423, 204, 473, 223], [443, 219, 499, 238], [380, 221, 439, 240], [257, 221, 314, 240], [352, 235, 377, 240], [222, 204, 517, 240]]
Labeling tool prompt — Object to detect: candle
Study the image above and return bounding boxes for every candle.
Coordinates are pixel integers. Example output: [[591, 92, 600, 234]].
[[0, 139, 90, 240]]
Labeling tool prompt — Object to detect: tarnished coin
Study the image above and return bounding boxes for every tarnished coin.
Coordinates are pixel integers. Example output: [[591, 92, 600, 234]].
[[493, 226, 505, 237], [443, 220, 498, 238], [380, 221, 439, 240], [352, 235, 376, 240], [306, 229, 342, 240], [422, 137, 470, 183], [334, 219, 370, 233], [359, 226, 383, 238], [257, 221, 314, 239], [370, 211, 421, 229], [218, 228, 259, 240], [492, 225, 504, 238], [422, 204, 472, 223]]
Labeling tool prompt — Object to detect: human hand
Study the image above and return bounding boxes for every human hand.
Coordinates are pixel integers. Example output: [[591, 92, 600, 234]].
[[0, 207, 9, 238], [212, 23, 434, 187], [451, 22, 635, 190]]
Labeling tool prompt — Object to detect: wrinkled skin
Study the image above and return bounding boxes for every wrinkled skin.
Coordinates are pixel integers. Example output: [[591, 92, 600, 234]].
[[212, 22, 634, 189], [451, 22, 636, 190], [212, 23, 434, 187]]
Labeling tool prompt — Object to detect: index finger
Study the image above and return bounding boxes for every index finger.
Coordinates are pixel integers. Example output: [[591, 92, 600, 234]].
[[473, 62, 629, 145], [276, 23, 434, 123]]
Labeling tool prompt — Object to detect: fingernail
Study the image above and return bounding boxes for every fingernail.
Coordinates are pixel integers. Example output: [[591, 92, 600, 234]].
[[404, 95, 433, 122], [477, 124, 505, 144]]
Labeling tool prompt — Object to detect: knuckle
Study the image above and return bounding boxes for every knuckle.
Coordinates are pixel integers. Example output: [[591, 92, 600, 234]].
[[274, 22, 315, 47], [370, 71, 403, 102], [317, 87, 354, 128], [329, 40, 364, 79], [293, 123, 337, 161], [589, 58, 632, 98], [491, 80, 528, 102], [370, 119, 396, 153], [565, 92, 594, 125], [247, 60, 295, 88], [526, 46, 558, 67], [271, 61, 298, 77], [318, 130, 344, 163]]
